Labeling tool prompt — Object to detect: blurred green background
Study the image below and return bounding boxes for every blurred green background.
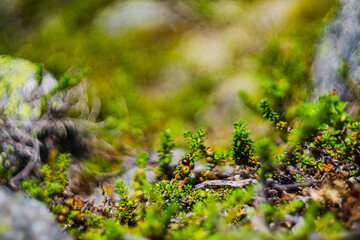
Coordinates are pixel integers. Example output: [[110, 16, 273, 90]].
[[0, 0, 337, 149]]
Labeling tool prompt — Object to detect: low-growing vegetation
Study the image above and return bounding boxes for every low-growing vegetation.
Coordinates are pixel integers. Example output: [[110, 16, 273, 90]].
[[12, 90, 360, 239], [2, 1, 360, 239]]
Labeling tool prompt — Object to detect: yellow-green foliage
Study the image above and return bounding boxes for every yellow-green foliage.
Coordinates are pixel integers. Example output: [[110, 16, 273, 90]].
[[0, 1, 338, 146]]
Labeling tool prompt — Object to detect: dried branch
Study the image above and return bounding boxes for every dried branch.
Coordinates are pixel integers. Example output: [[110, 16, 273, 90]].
[[9, 139, 41, 189], [1, 128, 35, 158], [271, 179, 323, 190], [193, 179, 258, 190], [100, 183, 116, 212]]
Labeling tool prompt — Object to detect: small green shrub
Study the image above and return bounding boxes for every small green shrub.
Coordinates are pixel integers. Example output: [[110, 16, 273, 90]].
[[231, 120, 257, 166], [156, 129, 175, 180], [22, 153, 70, 202]]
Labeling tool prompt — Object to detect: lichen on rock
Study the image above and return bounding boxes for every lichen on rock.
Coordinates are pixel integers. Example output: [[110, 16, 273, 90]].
[[0, 55, 57, 119]]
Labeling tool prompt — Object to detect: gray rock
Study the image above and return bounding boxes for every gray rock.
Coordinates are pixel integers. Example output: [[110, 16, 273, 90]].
[[0, 56, 58, 177], [0, 55, 57, 120], [0, 56, 92, 185], [221, 165, 235, 177], [0, 187, 72, 240], [313, 0, 360, 101]]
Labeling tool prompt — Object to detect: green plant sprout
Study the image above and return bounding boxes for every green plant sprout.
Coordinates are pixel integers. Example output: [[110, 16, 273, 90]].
[[156, 129, 175, 180], [174, 129, 208, 179], [114, 180, 136, 225], [231, 120, 258, 166], [22, 153, 70, 202]]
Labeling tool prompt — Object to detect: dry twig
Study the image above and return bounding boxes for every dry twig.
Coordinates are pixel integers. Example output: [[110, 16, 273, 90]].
[[9, 139, 41, 189], [193, 179, 258, 190], [271, 179, 323, 190]]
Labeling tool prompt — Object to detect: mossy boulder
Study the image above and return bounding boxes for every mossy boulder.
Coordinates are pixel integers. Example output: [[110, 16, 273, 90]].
[[0, 55, 57, 119]]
